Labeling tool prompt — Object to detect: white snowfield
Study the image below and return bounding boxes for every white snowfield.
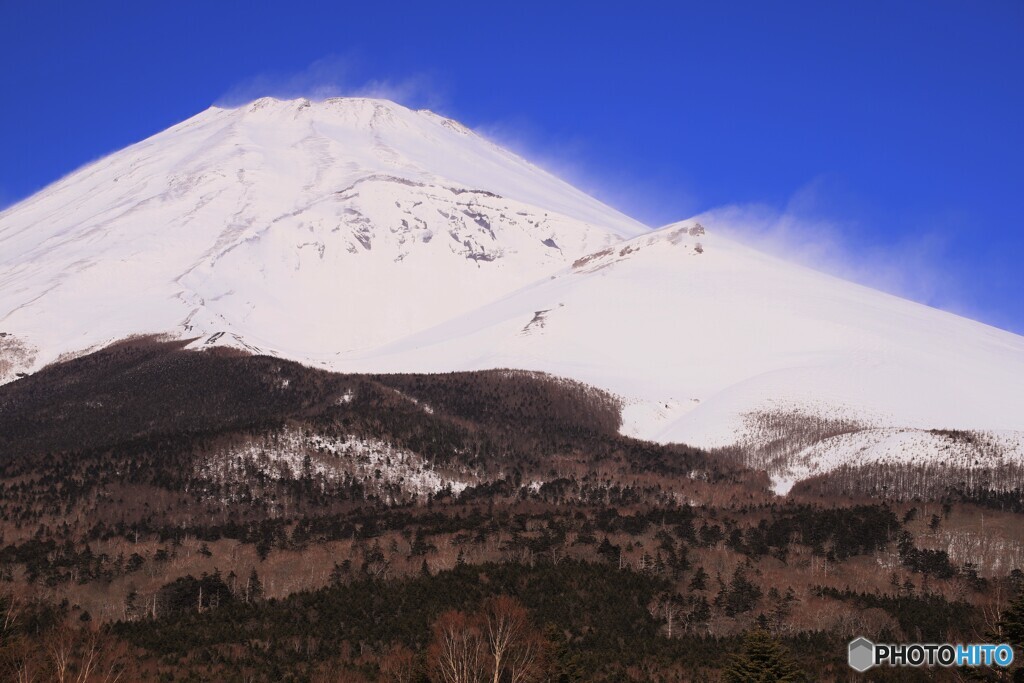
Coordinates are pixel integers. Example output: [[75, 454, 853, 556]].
[[2, 96, 1023, 492]]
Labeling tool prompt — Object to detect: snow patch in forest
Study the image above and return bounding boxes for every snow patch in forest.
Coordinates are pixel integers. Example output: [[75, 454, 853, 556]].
[[770, 428, 1024, 495], [196, 429, 474, 500]]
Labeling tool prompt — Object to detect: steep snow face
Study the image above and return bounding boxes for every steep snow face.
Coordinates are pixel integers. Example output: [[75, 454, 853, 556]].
[[0, 97, 643, 375], [340, 221, 1024, 455]]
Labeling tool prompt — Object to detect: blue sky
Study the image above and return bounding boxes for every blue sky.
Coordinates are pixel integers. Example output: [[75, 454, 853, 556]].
[[1, 1, 1021, 332]]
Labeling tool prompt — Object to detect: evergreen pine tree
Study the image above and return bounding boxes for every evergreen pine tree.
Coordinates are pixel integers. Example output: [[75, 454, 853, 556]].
[[689, 566, 709, 591], [688, 595, 711, 630], [329, 562, 346, 586], [246, 568, 264, 603], [1001, 590, 1024, 648], [723, 629, 806, 682], [543, 623, 585, 683], [997, 589, 1024, 682]]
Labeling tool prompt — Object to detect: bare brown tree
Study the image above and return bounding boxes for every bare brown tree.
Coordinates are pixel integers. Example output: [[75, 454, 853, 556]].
[[482, 596, 544, 683], [46, 627, 125, 683], [379, 643, 419, 683], [648, 594, 685, 639], [428, 610, 487, 683]]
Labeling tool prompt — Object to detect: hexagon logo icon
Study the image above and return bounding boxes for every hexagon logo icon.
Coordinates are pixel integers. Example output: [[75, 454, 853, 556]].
[[848, 637, 875, 672]]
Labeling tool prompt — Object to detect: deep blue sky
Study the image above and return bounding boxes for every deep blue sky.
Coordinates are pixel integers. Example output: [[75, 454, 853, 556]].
[[1, 1, 1022, 332]]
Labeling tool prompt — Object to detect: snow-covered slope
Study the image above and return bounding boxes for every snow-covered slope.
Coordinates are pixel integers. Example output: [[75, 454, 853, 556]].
[[337, 220, 1024, 484], [3, 97, 1023, 491], [0, 96, 643, 375]]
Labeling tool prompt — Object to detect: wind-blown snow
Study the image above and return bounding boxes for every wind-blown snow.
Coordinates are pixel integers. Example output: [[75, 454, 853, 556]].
[[3, 97, 1024, 491]]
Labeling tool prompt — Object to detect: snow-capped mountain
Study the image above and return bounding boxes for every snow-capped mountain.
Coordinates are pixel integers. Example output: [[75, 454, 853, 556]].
[[2, 97, 1023, 492], [0, 96, 642, 374]]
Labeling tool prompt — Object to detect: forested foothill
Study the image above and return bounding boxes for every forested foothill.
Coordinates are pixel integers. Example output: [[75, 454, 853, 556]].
[[0, 339, 1022, 681]]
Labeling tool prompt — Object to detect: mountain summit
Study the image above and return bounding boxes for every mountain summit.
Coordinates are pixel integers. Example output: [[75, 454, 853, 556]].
[[0, 96, 642, 370], [2, 97, 1023, 491]]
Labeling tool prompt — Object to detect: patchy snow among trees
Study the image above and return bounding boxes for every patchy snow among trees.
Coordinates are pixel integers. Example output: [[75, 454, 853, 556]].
[[197, 429, 474, 502]]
